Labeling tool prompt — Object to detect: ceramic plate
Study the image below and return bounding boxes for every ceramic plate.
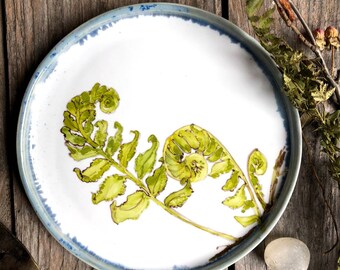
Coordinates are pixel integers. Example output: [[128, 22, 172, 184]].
[[17, 3, 302, 270]]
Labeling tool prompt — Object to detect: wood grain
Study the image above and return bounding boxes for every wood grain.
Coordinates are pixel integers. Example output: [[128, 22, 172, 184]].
[[0, 0, 12, 231], [229, 1, 340, 269], [3, 0, 339, 269]]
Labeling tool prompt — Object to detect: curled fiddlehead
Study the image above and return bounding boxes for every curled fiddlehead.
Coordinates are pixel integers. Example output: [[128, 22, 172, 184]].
[[162, 124, 268, 225], [163, 125, 211, 183]]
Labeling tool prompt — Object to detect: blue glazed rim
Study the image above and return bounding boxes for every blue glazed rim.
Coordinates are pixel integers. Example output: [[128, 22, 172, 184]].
[[16, 3, 302, 270]]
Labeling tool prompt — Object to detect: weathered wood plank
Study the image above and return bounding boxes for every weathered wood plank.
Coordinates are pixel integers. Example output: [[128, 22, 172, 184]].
[[0, 0, 12, 231], [6, 0, 340, 269], [4, 1, 221, 269], [229, 1, 340, 269]]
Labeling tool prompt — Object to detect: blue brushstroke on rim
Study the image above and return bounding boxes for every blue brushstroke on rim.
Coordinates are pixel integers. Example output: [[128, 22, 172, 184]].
[[16, 3, 302, 270]]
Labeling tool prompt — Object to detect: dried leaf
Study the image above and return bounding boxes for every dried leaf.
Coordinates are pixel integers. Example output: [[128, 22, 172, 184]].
[[278, 0, 295, 21]]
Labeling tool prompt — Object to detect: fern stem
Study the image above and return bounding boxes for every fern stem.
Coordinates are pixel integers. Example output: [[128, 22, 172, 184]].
[[78, 127, 242, 242], [204, 130, 261, 216], [150, 197, 238, 241], [229, 167, 261, 216], [101, 151, 150, 194], [102, 151, 238, 241], [288, 0, 316, 46], [331, 46, 335, 78], [269, 148, 286, 206]]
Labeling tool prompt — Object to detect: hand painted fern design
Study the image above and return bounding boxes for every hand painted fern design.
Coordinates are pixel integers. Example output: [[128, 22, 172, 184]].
[[61, 83, 286, 242]]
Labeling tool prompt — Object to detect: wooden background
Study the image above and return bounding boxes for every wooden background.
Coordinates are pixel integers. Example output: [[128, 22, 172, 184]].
[[0, 0, 339, 269]]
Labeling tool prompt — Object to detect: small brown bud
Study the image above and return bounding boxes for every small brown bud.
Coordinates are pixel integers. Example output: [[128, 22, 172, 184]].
[[278, 0, 295, 21], [313, 28, 326, 50], [313, 28, 324, 39], [325, 26, 338, 38], [325, 26, 339, 48]]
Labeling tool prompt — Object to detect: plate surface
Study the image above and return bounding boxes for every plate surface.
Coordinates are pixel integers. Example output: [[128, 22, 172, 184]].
[[17, 3, 302, 270]]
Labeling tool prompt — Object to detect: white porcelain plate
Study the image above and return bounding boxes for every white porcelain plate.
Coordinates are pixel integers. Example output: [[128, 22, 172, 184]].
[[17, 3, 302, 270]]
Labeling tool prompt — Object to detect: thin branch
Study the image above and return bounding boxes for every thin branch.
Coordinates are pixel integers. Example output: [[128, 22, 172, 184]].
[[273, 0, 315, 49], [331, 47, 335, 78], [288, 0, 316, 46], [288, 0, 340, 104], [273, 0, 340, 104]]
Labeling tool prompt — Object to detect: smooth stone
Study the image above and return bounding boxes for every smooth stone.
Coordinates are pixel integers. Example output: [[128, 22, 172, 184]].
[[264, 237, 310, 270]]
